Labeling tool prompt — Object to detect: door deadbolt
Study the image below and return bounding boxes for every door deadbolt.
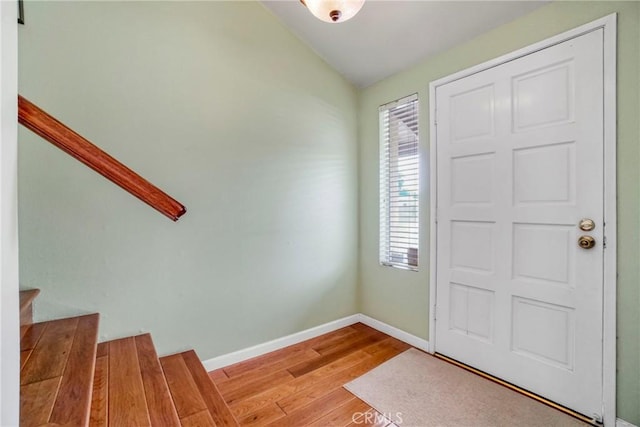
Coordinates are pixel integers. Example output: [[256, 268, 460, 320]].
[[579, 218, 596, 232], [578, 235, 596, 249]]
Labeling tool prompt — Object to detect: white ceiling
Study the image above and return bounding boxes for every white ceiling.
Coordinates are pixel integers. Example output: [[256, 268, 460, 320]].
[[261, 1, 549, 88]]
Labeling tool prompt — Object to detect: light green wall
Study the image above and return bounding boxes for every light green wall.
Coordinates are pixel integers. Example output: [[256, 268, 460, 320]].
[[18, 1, 359, 360], [18, 0, 640, 423], [358, 1, 639, 423]]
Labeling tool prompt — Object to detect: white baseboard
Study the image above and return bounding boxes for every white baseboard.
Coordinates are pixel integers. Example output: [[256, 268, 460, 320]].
[[357, 314, 429, 351], [617, 419, 638, 427], [200, 313, 428, 371], [201, 314, 360, 371]]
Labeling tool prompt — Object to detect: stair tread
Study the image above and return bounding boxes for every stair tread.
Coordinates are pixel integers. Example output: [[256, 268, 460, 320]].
[[136, 334, 182, 426], [20, 313, 99, 427], [161, 350, 239, 427], [19, 288, 40, 327], [89, 334, 180, 427], [89, 354, 108, 427], [160, 353, 209, 419], [19, 289, 40, 313]]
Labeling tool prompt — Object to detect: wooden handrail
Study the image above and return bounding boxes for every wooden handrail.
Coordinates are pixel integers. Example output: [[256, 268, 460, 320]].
[[18, 95, 186, 221]]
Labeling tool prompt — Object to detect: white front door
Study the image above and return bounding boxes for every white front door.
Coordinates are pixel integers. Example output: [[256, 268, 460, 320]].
[[434, 29, 604, 418]]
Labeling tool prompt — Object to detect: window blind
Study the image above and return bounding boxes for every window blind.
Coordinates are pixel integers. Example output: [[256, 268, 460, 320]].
[[379, 94, 419, 271]]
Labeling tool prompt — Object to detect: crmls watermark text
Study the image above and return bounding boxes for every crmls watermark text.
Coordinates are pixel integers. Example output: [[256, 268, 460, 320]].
[[352, 411, 403, 425]]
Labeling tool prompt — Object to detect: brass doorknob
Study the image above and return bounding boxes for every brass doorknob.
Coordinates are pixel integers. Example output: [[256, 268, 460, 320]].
[[578, 235, 596, 249]]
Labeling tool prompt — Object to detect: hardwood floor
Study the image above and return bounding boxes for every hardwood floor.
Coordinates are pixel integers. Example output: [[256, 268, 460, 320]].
[[208, 323, 410, 427]]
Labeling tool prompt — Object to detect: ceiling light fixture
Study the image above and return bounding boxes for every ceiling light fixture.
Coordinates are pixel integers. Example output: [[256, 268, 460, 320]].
[[300, 0, 365, 23]]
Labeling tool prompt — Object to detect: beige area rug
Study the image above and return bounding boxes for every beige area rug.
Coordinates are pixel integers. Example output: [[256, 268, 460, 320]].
[[344, 348, 588, 427]]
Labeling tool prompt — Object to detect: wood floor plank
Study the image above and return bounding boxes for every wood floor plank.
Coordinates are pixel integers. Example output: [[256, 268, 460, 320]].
[[49, 313, 100, 426], [181, 410, 217, 427], [161, 353, 208, 419], [20, 377, 61, 427], [310, 328, 373, 355], [277, 340, 408, 414], [89, 356, 109, 427], [276, 374, 355, 415], [237, 403, 285, 426], [265, 387, 354, 426], [223, 327, 357, 379], [216, 349, 319, 388], [218, 370, 294, 405], [307, 328, 362, 354], [229, 350, 371, 419], [20, 317, 78, 385], [307, 396, 371, 427], [108, 336, 151, 426], [276, 362, 372, 414], [135, 334, 181, 427], [362, 337, 411, 356], [209, 368, 229, 383], [222, 346, 307, 379], [300, 326, 360, 350], [287, 333, 386, 378], [181, 350, 239, 426], [220, 346, 303, 380]]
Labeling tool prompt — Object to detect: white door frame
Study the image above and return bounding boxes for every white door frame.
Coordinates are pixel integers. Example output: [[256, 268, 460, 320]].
[[428, 14, 617, 426], [0, 0, 20, 425]]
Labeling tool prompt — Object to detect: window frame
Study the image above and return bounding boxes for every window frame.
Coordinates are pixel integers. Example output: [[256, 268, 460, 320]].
[[379, 93, 420, 272]]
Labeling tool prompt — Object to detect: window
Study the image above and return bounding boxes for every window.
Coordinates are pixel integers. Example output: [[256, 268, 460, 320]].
[[379, 94, 419, 271]]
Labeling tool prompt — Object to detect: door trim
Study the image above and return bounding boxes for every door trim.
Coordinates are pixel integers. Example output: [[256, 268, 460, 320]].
[[428, 14, 617, 426], [0, 0, 21, 425]]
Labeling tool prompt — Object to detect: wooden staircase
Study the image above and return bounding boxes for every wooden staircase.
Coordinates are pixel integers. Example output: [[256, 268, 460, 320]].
[[19, 289, 238, 427]]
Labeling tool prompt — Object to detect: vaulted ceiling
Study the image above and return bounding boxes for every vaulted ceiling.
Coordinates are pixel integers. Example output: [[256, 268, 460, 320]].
[[262, 1, 549, 88]]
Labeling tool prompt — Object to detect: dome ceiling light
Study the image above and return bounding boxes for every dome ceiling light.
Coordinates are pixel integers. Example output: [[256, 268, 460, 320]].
[[299, 0, 365, 23]]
